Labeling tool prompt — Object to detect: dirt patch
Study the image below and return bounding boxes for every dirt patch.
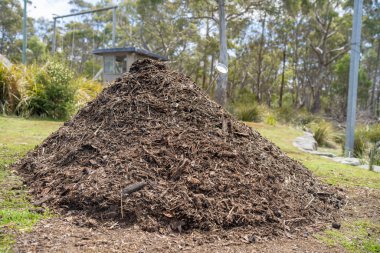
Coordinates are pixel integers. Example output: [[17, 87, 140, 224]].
[[15, 187, 379, 252], [14, 217, 344, 253], [14, 59, 343, 238]]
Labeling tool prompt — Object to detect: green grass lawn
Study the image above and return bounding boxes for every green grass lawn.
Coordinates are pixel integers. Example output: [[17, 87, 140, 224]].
[[247, 122, 380, 253], [247, 122, 380, 189], [0, 116, 61, 252], [0, 117, 379, 252]]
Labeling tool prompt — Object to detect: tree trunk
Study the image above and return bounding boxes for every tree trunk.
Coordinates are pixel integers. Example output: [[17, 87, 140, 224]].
[[255, 14, 266, 102], [279, 42, 287, 108], [311, 68, 324, 113], [370, 40, 380, 113], [209, 54, 215, 94], [214, 0, 228, 106], [201, 19, 210, 90], [377, 88, 380, 117], [293, 21, 300, 107], [0, 31, 4, 54], [312, 87, 322, 113]]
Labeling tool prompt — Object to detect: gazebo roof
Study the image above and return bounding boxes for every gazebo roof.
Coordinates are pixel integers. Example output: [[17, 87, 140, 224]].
[[92, 47, 168, 61]]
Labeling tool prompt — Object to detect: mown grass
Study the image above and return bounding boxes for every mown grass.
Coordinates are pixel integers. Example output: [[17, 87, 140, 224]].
[[247, 122, 380, 189], [0, 116, 61, 252], [247, 122, 380, 252], [317, 220, 380, 253]]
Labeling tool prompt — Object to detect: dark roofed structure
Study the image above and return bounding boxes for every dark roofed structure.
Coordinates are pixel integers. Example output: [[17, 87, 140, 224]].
[[93, 47, 168, 83]]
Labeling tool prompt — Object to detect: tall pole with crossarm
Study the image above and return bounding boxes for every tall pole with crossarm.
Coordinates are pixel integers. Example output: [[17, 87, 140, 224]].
[[345, 0, 363, 157], [51, 6, 117, 54]]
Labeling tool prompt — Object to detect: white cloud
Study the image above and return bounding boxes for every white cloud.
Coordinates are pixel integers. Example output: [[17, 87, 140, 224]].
[[22, 0, 100, 20], [25, 0, 71, 20]]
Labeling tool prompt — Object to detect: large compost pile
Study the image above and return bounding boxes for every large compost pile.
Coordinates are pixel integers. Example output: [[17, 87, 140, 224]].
[[15, 59, 343, 237]]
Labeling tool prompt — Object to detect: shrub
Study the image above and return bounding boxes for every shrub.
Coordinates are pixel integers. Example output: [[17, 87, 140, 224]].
[[308, 120, 334, 147], [73, 77, 103, 110], [230, 88, 261, 122], [367, 124, 380, 144], [353, 131, 367, 158], [265, 113, 277, 126], [275, 104, 294, 123], [366, 124, 380, 169], [293, 111, 317, 126], [17, 60, 75, 120], [0, 64, 21, 114], [347, 129, 368, 158]]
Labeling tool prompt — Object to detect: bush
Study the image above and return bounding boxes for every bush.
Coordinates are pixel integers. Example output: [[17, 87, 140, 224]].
[[234, 104, 260, 122], [265, 113, 277, 126], [354, 130, 368, 158], [0, 64, 21, 114], [367, 124, 380, 144], [346, 129, 368, 158], [17, 60, 75, 120], [73, 77, 103, 110], [366, 124, 380, 169], [293, 111, 317, 126], [308, 120, 334, 147], [275, 104, 294, 123], [230, 88, 261, 122]]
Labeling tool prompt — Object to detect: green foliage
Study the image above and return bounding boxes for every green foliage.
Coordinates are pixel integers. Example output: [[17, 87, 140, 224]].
[[17, 60, 75, 120], [27, 36, 48, 64], [73, 77, 103, 110], [331, 54, 373, 119], [275, 105, 294, 124], [265, 113, 277, 126], [0, 60, 101, 120], [233, 104, 261, 122], [0, 0, 23, 62], [0, 64, 21, 114], [82, 60, 102, 79], [369, 145, 380, 170], [0, 116, 60, 252], [366, 124, 380, 169], [293, 111, 316, 126], [308, 120, 334, 147], [318, 220, 380, 253], [354, 129, 368, 158], [230, 88, 261, 122], [246, 121, 380, 189], [367, 124, 380, 144]]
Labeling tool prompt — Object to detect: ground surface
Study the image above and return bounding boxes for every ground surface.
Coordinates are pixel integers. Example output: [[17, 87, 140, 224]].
[[0, 117, 379, 252]]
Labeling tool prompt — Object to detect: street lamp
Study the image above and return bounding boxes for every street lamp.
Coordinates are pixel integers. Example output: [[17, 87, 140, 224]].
[[207, 62, 228, 93]]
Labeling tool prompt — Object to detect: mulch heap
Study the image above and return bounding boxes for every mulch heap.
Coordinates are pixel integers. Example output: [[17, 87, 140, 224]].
[[14, 59, 344, 238]]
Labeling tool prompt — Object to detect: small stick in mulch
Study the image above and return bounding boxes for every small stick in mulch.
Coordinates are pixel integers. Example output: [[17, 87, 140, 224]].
[[121, 181, 147, 218], [122, 181, 147, 196]]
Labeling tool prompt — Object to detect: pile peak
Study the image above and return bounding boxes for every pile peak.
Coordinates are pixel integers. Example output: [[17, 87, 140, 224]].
[[15, 59, 343, 238]]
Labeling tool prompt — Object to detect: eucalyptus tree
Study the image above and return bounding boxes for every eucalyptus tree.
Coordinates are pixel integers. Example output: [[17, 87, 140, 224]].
[[361, 0, 380, 114], [306, 0, 351, 112], [0, 0, 22, 60]]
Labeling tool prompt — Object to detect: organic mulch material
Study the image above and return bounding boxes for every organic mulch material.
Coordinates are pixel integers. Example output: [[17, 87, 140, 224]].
[[14, 59, 344, 238]]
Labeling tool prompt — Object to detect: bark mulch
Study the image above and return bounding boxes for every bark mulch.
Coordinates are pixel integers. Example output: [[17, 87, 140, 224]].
[[13, 59, 344, 239]]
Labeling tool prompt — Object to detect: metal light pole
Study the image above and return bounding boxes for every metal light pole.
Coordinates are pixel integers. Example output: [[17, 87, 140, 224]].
[[22, 0, 27, 64], [345, 0, 363, 157]]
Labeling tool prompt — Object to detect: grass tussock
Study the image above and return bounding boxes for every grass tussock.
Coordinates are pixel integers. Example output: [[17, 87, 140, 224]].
[[0, 64, 21, 114]]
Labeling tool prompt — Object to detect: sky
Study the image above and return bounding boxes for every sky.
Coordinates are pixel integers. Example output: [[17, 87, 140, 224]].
[[22, 0, 100, 20]]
